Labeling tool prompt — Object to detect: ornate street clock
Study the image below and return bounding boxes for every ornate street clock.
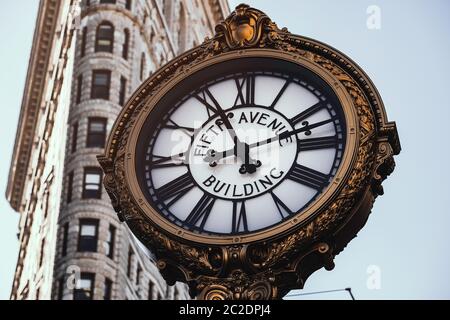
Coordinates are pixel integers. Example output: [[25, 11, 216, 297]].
[[98, 4, 400, 300]]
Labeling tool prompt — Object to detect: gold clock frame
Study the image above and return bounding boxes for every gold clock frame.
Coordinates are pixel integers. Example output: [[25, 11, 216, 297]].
[[98, 4, 400, 300]]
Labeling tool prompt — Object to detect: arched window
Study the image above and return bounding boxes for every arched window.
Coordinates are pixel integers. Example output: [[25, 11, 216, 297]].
[[95, 22, 114, 53], [122, 29, 129, 60]]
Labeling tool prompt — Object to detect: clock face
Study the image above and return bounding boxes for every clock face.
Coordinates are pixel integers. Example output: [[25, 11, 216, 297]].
[[136, 58, 346, 236]]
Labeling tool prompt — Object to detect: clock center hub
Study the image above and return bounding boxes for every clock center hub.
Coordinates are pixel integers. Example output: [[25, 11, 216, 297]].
[[189, 107, 298, 200]]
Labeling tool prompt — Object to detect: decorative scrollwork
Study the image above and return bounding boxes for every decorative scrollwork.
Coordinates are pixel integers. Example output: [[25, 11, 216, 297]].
[[201, 285, 231, 300], [215, 4, 271, 49]]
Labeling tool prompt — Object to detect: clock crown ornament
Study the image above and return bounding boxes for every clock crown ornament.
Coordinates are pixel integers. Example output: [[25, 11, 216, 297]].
[[98, 3, 400, 300]]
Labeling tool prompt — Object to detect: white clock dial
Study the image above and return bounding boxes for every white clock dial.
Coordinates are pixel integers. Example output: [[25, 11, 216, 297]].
[[188, 106, 298, 200], [137, 59, 345, 235]]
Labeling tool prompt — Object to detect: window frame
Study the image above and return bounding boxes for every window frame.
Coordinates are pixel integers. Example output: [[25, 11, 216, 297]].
[[39, 237, 45, 267], [95, 22, 114, 53], [91, 70, 111, 100], [76, 74, 83, 104], [140, 53, 146, 81], [136, 264, 142, 285], [119, 76, 127, 106], [57, 277, 65, 300], [67, 171, 74, 204], [73, 272, 95, 300], [81, 26, 87, 57], [106, 224, 116, 259], [77, 218, 99, 252], [104, 278, 113, 300], [62, 222, 69, 257], [147, 281, 153, 300], [71, 122, 78, 153], [127, 246, 134, 278], [125, 0, 132, 10], [86, 117, 107, 148], [122, 29, 129, 60], [82, 167, 103, 199]]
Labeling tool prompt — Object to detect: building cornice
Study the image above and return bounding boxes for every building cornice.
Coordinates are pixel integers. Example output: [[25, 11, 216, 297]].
[[5, 0, 61, 212]]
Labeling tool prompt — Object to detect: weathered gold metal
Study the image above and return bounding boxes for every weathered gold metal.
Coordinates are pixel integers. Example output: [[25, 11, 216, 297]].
[[98, 4, 400, 300]]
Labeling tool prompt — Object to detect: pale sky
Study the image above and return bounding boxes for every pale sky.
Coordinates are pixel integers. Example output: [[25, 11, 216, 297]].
[[1, 0, 449, 300]]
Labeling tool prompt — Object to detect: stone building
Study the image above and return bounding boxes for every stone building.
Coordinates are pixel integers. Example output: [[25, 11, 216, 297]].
[[6, 0, 229, 300]]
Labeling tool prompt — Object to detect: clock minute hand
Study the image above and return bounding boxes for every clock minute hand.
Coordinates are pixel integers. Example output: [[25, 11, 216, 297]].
[[248, 118, 335, 149], [204, 118, 334, 164]]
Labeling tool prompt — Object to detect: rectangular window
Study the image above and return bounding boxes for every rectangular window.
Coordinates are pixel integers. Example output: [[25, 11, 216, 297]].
[[39, 238, 45, 267], [78, 219, 99, 252], [96, 23, 114, 53], [43, 190, 50, 219], [91, 70, 111, 100], [123, 29, 129, 60], [71, 122, 78, 153], [136, 265, 141, 285], [119, 76, 127, 106], [140, 53, 145, 81], [127, 246, 134, 278], [86, 118, 107, 148], [67, 171, 74, 203], [58, 277, 65, 300], [100, 0, 116, 3], [82, 167, 103, 199], [62, 223, 69, 257], [125, 0, 132, 10], [104, 278, 112, 300], [73, 273, 95, 300], [81, 27, 87, 57], [105, 224, 116, 259], [148, 281, 153, 300], [76, 75, 83, 104]]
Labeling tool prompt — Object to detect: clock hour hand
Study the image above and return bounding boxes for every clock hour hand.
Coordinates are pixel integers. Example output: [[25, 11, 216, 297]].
[[204, 143, 261, 174], [238, 142, 262, 174], [209, 98, 261, 172]]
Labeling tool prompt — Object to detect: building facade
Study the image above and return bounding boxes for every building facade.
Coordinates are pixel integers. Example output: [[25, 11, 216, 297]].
[[6, 0, 229, 300]]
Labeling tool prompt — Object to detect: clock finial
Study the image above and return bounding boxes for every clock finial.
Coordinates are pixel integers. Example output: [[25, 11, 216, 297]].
[[214, 4, 279, 49]]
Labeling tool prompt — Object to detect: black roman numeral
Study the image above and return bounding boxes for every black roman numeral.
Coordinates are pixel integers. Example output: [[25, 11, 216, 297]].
[[234, 75, 255, 106], [194, 87, 222, 117], [185, 194, 215, 230], [271, 192, 293, 218], [245, 74, 255, 105], [150, 153, 187, 169], [298, 135, 338, 152], [156, 172, 194, 206], [269, 79, 290, 109], [287, 164, 329, 190], [232, 201, 248, 233], [291, 101, 325, 125], [234, 77, 246, 106], [164, 119, 194, 138]]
